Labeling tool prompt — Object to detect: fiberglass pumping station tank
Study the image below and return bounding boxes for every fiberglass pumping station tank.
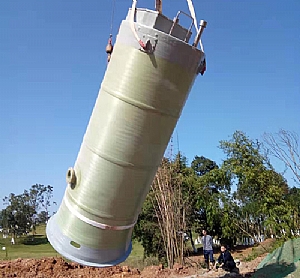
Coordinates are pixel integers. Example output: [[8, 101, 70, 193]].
[[46, 0, 207, 267]]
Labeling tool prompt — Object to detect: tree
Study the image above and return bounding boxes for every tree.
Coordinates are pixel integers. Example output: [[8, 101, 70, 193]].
[[285, 187, 300, 233], [191, 155, 232, 238], [219, 131, 292, 239], [0, 209, 6, 228], [2, 184, 55, 236], [191, 155, 218, 177], [3, 193, 34, 236], [31, 184, 55, 223], [134, 131, 300, 267], [258, 169, 291, 238], [263, 129, 300, 185], [37, 211, 49, 224], [151, 157, 186, 267], [133, 191, 164, 260], [134, 154, 199, 267]]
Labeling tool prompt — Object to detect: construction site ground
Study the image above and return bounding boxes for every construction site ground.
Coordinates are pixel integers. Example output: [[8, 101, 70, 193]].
[[1, 238, 300, 278]]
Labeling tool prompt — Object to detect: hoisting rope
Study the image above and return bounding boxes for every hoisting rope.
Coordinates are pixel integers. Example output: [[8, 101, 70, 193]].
[[106, 0, 116, 63], [186, 0, 204, 52], [129, 0, 146, 50], [110, 0, 116, 36]]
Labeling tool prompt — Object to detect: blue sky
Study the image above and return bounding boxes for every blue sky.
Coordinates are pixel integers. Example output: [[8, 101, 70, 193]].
[[0, 0, 299, 211]]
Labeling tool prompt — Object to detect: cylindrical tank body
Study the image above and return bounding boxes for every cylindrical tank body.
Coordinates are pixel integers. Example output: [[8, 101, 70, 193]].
[[46, 7, 205, 267]]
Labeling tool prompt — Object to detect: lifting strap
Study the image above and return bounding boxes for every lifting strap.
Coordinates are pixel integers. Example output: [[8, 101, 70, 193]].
[[110, 0, 116, 36], [186, 0, 198, 33], [155, 0, 162, 14], [186, 0, 204, 51]]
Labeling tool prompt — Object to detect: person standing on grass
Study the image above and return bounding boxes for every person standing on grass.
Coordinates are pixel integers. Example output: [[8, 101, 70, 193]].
[[202, 229, 215, 270]]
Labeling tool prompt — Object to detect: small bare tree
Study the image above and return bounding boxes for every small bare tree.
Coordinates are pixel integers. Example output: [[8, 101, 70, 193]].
[[151, 157, 188, 268], [263, 129, 300, 185]]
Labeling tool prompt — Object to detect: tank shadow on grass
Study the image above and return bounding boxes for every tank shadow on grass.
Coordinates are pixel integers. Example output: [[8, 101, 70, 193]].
[[21, 235, 49, 245]]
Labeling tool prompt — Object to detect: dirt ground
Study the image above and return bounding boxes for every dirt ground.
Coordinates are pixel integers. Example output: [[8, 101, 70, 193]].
[[0, 241, 272, 278]]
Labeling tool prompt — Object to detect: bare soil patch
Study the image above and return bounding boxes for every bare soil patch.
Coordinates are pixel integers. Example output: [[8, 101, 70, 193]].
[[0, 240, 274, 278]]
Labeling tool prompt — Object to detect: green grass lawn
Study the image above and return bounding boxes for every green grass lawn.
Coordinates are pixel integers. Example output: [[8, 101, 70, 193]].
[[0, 224, 146, 265], [0, 224, 58, 260]]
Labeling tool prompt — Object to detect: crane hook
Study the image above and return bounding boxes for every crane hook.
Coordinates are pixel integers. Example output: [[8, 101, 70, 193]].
[[106, 35, 114, 63]]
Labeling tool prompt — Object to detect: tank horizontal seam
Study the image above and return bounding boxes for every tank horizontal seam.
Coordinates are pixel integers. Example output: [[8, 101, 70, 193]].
[[66, 192, 136, 224], [83, 142, 159, 170], [101, 85, 179, 118], [64, 197, 136, 230]]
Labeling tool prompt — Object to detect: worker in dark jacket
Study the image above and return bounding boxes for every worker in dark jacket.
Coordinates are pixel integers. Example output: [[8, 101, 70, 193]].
[[216, 245, 236, 271]]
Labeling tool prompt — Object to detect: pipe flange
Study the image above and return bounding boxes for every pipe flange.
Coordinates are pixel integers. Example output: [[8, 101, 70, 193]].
[[66, 167, 77, 189]]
